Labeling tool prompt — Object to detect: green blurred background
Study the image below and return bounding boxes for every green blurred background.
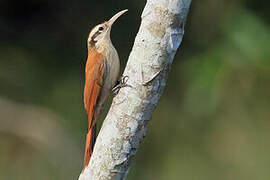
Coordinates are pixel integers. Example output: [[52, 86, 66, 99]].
[[0, 0, 269, 179]]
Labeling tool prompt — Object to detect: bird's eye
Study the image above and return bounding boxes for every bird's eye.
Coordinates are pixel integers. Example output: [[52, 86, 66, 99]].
[[98, 26, 104, 31]]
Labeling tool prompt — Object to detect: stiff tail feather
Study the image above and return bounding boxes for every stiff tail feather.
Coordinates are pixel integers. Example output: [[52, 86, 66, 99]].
[[83, 124, 96, 169]]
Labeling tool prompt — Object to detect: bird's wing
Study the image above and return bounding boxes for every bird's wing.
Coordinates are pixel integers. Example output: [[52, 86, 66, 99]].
[[83, 50, 105, 129]]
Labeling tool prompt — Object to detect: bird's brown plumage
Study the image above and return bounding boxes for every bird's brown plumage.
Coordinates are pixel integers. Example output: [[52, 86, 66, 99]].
[[83, 48, 105, 168], [81, 9, 127, 171]]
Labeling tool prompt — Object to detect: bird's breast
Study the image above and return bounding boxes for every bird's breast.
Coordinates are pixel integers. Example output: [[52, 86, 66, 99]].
[[87, 43, 120, 91], [103, 45, 120, 90]]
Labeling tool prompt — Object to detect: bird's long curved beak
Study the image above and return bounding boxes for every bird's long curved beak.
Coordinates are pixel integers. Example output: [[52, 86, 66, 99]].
[[107, 9, 128, 27]]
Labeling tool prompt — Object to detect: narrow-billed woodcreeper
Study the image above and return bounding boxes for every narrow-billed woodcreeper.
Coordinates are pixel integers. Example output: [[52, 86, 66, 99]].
[[83, 9, 128, 169]]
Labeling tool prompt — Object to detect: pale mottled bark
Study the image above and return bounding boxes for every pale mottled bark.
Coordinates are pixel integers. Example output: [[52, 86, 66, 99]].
[[79, 0, 192, 179]]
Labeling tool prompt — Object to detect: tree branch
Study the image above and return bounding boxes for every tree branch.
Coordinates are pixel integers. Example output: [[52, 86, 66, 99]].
[[79, 0, 192, 179]]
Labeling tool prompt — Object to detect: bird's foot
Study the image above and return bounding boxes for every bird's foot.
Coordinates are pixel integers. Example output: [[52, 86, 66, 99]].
[[112, 75, 130, 96]]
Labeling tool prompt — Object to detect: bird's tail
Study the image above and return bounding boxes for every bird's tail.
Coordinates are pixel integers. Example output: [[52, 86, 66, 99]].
[[83, 124, 96, 169]]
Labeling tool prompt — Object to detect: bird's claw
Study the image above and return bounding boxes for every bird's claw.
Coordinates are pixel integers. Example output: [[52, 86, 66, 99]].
[[112, 75, 130, 96]]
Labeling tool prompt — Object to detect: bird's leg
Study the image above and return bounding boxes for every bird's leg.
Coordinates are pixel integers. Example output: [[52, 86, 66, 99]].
[[112, 75, 130, 95]]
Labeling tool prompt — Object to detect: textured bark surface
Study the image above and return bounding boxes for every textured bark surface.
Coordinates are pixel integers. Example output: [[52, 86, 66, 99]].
[[79, 0, 192, 179]]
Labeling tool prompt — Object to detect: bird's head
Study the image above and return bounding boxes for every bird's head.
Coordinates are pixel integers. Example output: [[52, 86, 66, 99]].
[[88, 9, 128, 50]]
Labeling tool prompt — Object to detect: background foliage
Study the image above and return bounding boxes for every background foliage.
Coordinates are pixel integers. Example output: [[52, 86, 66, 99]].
[[0, 0, 269, 179]]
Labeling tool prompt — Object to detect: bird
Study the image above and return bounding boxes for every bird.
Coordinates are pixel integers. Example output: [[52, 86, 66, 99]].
[[82, 9, 128, 170]]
